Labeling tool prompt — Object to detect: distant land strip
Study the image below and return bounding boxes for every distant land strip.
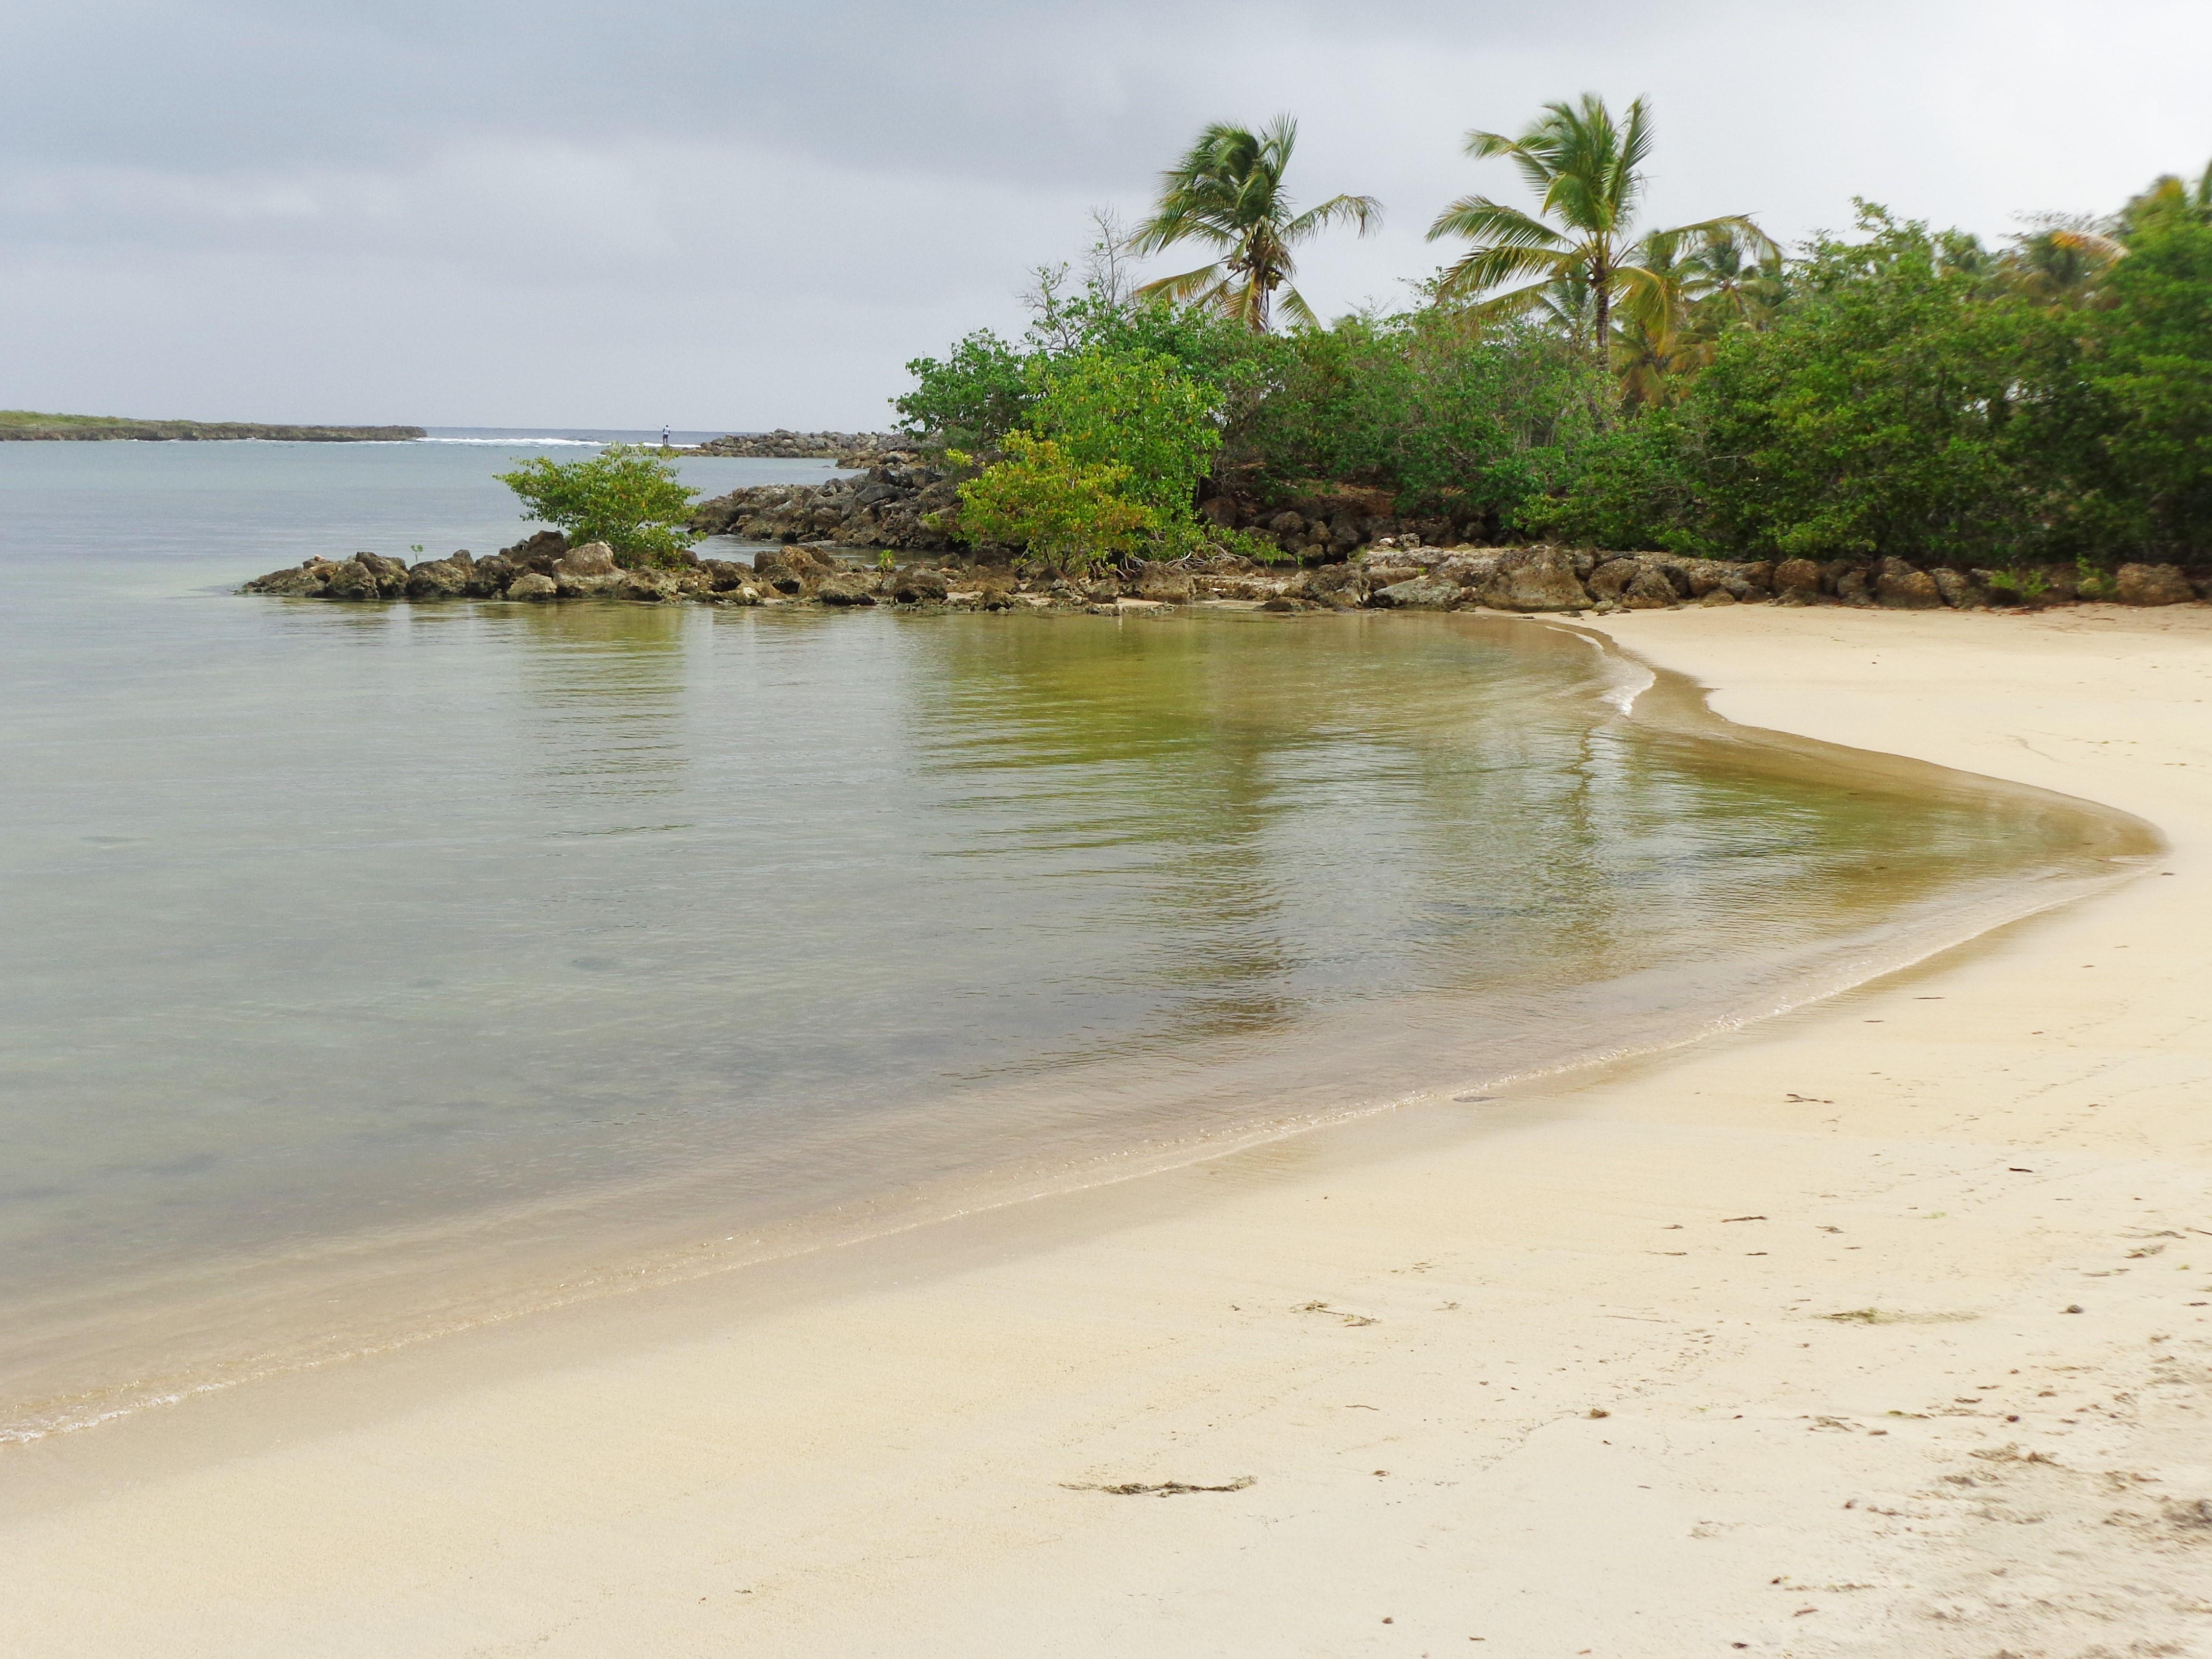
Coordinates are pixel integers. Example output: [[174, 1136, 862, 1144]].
[[0, 411, 423, 443]]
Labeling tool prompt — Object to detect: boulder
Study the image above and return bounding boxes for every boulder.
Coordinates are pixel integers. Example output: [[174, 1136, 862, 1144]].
[[355, 552, 409, 587], [1587, 559, 1641, 601], [753, 547, 826, 594], [1931, 568, 1983, 609], [554, 541, 621, 579], [506, 572, 558, 601], [617, 570, 674, 602], [500, 530, 570, 572], [1134, 570, 1194, 603], [889, 566, 949, 603], [323, 558, 384, 601], [1621, 568, 1679, 609], [1481, 547, 1589, 611], [1875, 558, 1943, 609], [1834, 569, 1875, 607], [816, 575, 878, 607], [406, 559, 469, 598], [1771, 559, 1823, 604], [1373, 575, 1463, 609], [2117, 563, 2194, 606], [243, 560, 334, 596], [1670, 558, 1738, 598], [469, 554, 519, 595], [1303, 564, 1366, 601]]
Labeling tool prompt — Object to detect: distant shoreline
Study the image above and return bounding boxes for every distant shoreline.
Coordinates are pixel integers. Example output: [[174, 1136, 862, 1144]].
[[0, 412, 423, 443]]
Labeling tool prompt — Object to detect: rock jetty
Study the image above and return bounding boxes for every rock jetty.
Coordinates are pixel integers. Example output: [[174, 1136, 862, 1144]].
[[241, 531, 2212, 617], [689, 455, 956, 551], [691, 430, 902, 465]]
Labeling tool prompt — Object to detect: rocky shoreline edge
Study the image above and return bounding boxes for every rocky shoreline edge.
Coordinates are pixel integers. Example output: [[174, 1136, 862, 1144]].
[[689, 430, 902, 465], [242, 530, 2212, 616]]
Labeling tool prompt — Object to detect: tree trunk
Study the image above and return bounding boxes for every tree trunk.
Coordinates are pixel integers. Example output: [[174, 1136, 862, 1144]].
[[1592, 258, 1611, 363]]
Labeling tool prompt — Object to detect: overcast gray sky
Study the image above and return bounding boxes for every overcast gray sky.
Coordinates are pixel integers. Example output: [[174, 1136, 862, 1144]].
[[3, 1, 2207, 430]]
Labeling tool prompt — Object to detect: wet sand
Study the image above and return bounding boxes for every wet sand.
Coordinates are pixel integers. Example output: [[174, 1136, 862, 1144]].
[[6, 604, 2211, 1656]]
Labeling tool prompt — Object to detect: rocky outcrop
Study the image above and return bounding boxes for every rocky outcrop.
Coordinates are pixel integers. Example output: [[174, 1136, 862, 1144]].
[[690, 458, 959, 552], [691, 430, 902, 466]]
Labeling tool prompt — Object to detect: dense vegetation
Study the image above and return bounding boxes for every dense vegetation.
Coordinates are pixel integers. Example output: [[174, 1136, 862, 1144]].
[[898, 98, 2212, 569]]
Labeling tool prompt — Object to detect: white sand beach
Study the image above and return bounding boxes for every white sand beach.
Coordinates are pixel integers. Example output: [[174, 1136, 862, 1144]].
[[6, 605, 2211, 1657]]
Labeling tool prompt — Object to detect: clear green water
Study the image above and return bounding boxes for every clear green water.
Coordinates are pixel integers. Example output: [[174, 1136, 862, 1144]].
[[0, 440, 2134, 1438]]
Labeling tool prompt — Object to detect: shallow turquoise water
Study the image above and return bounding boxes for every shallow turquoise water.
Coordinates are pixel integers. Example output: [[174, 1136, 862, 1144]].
[[0, 439, 2120, 1435]]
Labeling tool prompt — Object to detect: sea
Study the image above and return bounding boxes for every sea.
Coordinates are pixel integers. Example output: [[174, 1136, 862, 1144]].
[[0, 429, 2141, 1441]]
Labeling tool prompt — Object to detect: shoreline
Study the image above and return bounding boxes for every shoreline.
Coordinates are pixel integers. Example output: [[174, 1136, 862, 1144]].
[[6, 606, 2212, 1654]]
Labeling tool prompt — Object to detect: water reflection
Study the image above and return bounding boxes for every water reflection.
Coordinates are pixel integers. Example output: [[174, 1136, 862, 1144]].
[[498, 601, 698, 805]]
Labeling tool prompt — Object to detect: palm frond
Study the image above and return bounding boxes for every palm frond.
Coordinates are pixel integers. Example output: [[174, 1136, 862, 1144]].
[[1286, 193, 1383, 242], [1462, 278, 1574, 324], [1424, 196, 1566, 251], [1464, 127, 1554, 205], [1658, 214, 1776, 260], [1433, 243, 1574, 304], [1607, 262, 1671, 325], [1276, 285, 1323, 329], [1133, 263, 1228, 306], [1607, 96, 1652, 227]]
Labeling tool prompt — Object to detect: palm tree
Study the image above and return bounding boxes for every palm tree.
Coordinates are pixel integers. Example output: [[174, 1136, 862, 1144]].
[[2003, 215, 2125, 307], [1130, 116, 1381, 330], [1611, 230, 1705, 408], [1426, 95, 1771, 358], [1680, 228, 1789, 332]]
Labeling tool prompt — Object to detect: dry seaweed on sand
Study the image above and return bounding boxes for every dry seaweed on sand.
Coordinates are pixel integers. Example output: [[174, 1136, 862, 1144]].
[[1060, 1477, 1257, 1497]]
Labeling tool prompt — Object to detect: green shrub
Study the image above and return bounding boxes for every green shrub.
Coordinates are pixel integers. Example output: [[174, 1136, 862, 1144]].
[[951, 435, 1158, 573], [894, 329, 1032, 451], [1522, 410, 1716, 552], [1029, 347, 1225, 517], [1231, 313, 1607, 532], [494, 445, 700, 566]]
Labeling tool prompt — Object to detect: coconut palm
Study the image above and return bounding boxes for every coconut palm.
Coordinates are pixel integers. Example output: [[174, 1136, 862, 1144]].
[[1680, 227, 1790, 331], [1130, 116, 1381, 330], [1426, 95, 1771, 358], [1610, 229, 1707, 408], [2003, 215, 2125, 306]]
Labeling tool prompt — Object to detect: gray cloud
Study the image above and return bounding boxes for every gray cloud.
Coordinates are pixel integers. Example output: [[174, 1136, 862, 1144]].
[[2, 1, 2207, 427]]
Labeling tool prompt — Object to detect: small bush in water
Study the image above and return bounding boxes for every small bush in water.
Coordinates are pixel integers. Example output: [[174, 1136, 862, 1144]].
[[495, 445, 700, 566]]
